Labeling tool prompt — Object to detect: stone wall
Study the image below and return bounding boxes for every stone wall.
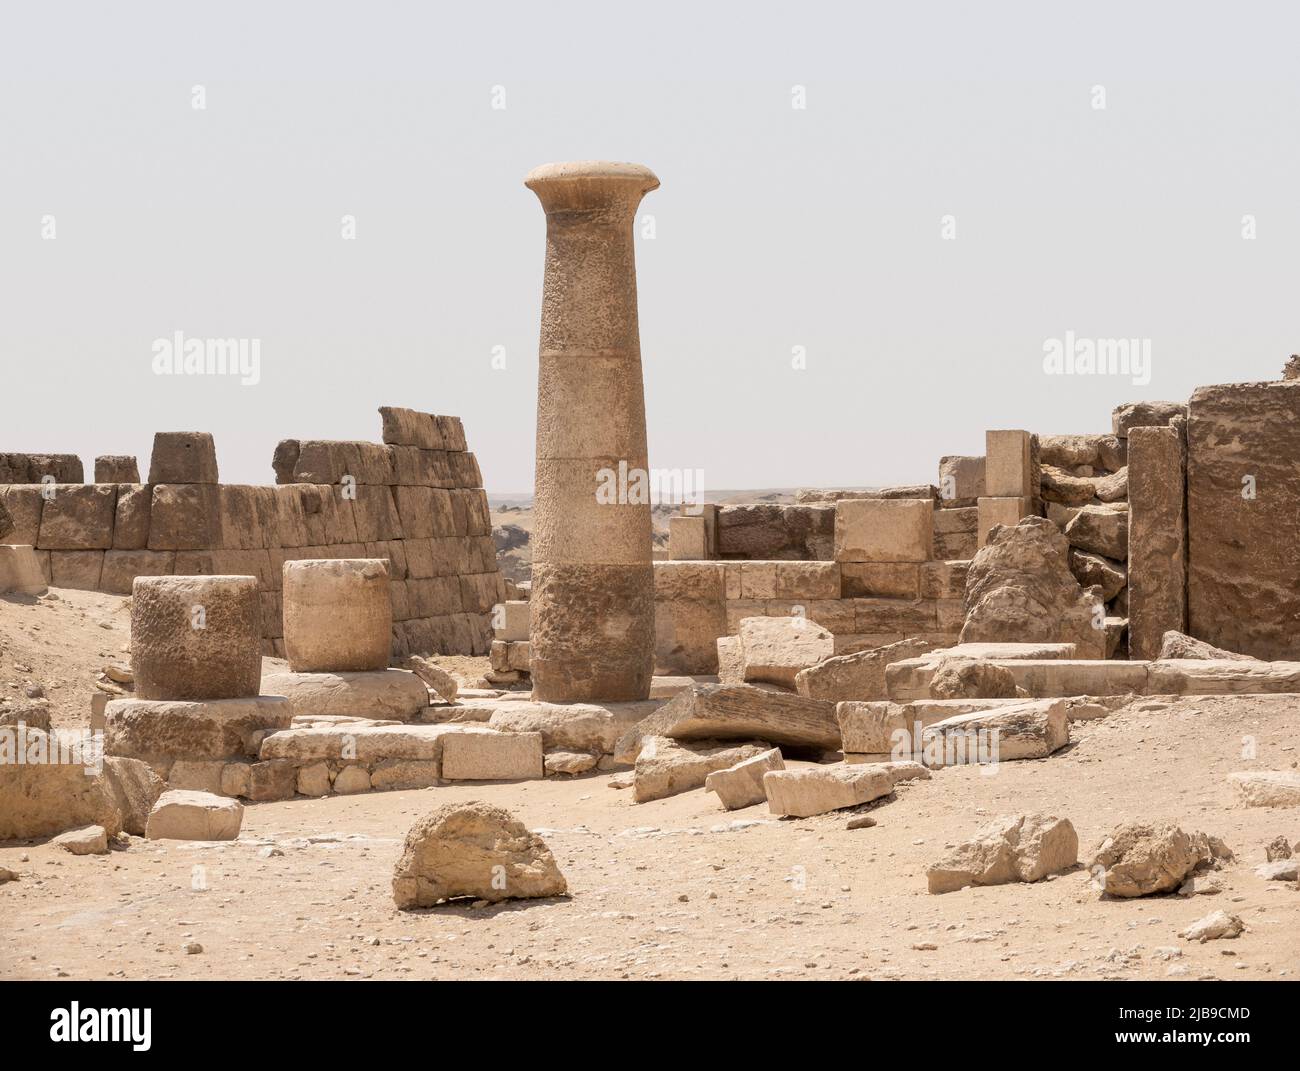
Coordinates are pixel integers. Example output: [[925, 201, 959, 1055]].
[[0, 408, 505, 658]]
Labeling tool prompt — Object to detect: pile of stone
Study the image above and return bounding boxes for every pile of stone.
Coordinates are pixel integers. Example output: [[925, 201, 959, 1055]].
[[488, 596, 531, 685]]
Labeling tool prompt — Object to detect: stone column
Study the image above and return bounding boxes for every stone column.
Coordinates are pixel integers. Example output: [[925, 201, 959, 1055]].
[[524, 161, 659, 701], [1128, 425, 1187, 659]]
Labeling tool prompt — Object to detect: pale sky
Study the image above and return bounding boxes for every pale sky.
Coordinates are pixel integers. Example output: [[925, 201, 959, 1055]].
[[3, 2, 1298, 493]]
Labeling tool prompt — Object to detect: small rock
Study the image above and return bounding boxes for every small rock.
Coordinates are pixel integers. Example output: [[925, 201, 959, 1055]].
[[52, 825, 109, 856], [846, 815, 877, 830], [1180, 911, 1244, 943], [181, 941, 203, 955]]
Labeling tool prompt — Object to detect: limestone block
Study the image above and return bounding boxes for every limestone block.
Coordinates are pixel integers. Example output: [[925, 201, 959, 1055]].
[[282, 558, 391, 672], [668, 515, 708, 560], [795, 637, 936, 702], [633, 736, 767, 802], [920, 699, 1069, 766], [145, 789, 243, 841], [246, 759, 298, 801], [738, 616, 834, 688], [94, 455, 140, 483], [984, 430, 1033, 497], [148, 431, 219, 484], [1127, 426, 1187, 658], [1226, 770, 1300, 808], [260, 669, 428, 721], [147, 484, 221, 550], [379, 406, 442, 449], [938, 455, 985, 503], [37, 484, 116, 549], [704, 747, 785, 810], [0, 544, 46, 595], [440, 730, 544, 780], [919, 560, 968, 600], [835, 499, 933, 563], [0, 487, 43, 544], [333, 765, 372, 793], [168, 759, 225, 793], [0, 730, 124, 839], [841, 562, 919, 599], [370, 759, 441, 791], [1064, 504, 1128, 561], [111, 485, 152, 550], [105, 696, 293, 765], [100, 549, 175, 595], [297, 761, 331, 796], [1112, 401, 1186, 438], [130, 575, 262, 700], [496, 600, 530, 641], [717, 636, 744, 684], [53, 825, 110, 855], [927, 813, 1078, 893], [853, 598, 937, 634], [763, 763, 895, 818], [49, 550, 105, 590], [976, 496, 1033, 548]]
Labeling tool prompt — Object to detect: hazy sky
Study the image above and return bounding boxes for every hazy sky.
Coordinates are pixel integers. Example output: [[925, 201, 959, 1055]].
[[4, 2, 1298, 493]]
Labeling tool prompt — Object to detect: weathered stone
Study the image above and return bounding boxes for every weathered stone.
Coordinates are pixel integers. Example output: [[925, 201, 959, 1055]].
[[260, 670, 428, 722], [976, 497, 1034, 548], [1186, 381, 1300, 659], [704, 747, 785, 810], [616, 683, 839, 763], [794, 637, 935, 702], [370, 759, 442, 791], [486, 700, 649, 754], [94, 456, 140, 483], [282, 558, 391, 672], [938, 455, 985, 502], [333, 765, 371, 794], [148, 431, 219, 484], [1088, 823, 1230, 897], [104, 696, 292, 765], [737, 616, 833, 688], [1226, 770, 1300, 808], [0, 544, 46, 595], [392, 800, 566, 908], [835, 499, 933, 563], [100, 549, 175, 595], [1127, 426, 1186, 659], [1181, 910, 1244, 943], [927, 813, 1078, 893], [131, 575, 262, 700], [401, 655, 460, 702], [960, 517, 1106, 658], [985, 430, 1033, 497], [1147, 659, 1300, 694], [1064, 504, 1128, 561], [37, 484, 116, 550], [762, 763, 895, 818], [145, 789, 243, 841], [379, 406, 442, 449], [633, 736, 766, 803], [1039, 466, 1095, 507], [246, 759, 297, 801], [921, 699, 1069, 766], [928, 659, 1018, 700], [716, 635, 744, 684], [1112, 401, 1186, 438], [168, 759, 225, 793], [544, 749, 600, 776], [0, 729, 124, 839], [1094, 467, 1128, 502], [53, 825, 110, 855], [101, 756, 165, 835], [296, 762, 331, 797], [1068, 550, 1126, 603], [441, 731, 544, 780], [1157, 631, 1255, 661]]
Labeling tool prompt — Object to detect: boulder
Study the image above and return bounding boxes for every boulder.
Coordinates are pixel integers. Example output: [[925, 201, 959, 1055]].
[[794, 637, 935, 702], [1157, 631, 1256, 661], [737, 616, 834, 688], [53, 825, 110, 855], [260, 670, 428, 722], [1064, 504, 1128, 561], [1087, 823, 1231, 897], [0, 730, 124, 839], [921, 699, 1069, 766], [614, 683, 839, 764], [762, 761, 925, 818], [130, 575, 262, 700], [927, 813, 1078, 893], [928, 659, 1018, 700], [145, 790, 244, 841], [633, 737, 767, 803], [960, 516, 1106, 658], [392, 801, 567, 908], [1226, 770, 1300, 808], [704, 748, 785, 810]]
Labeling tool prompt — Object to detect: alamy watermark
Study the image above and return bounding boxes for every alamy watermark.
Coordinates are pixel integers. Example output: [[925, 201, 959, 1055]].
[[152, 331, 261, 385], [595, 462, 706, 514], [1042, 331, 1150, 385]]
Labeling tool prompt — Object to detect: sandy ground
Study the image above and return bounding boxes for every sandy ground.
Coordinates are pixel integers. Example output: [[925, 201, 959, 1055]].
[[1, 587, 1297, 980]]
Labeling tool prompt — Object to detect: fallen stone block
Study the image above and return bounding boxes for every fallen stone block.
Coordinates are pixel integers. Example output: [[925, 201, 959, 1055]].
[[544, 750, 600, 776], [633, 737, 767, 803], [105, 696, 292, 768], [282, 558, 392, 672], [131, 575, 262, 701], [260, 669, 429, 722], [487, 700, 652, 755], [927, 813, 1078, 893], [615, 683, 839, 763], [1157, 631, 1256, 661], [1113, 400, 1185, 438], [392, 801, 567, 908], [704, 747, 785, 810], [794, 637, 934, 702], [928, 659, 1018, 700], [921, 699, 1069, 766], [1088, 823, 1231, 898], [738, 615, 834, 688], [1064, 504, 1128, 561], [0, 729, 124, 840], [101, 756, 165, 835], [440, 731, 544, 781], [145, 790, 244, 841], [1147, 659, 1300, 695], [762, 763, 894, 818], [53, 825, 110, 856], [400, 656, 460, 702], [1226, 770, 1300, 808]]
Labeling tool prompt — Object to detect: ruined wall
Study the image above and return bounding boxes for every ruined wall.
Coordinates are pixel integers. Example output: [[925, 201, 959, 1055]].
[[0, 408, 505, 659]]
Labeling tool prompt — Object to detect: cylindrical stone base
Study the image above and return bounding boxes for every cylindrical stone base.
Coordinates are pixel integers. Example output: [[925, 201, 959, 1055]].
[[131, 575, 262, 700], [528, 563, 655, 702], [282, 558, 391, 672]]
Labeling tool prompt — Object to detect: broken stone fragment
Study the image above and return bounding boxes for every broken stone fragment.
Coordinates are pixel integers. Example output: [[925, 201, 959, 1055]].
[[1088, 822, 1231, 898], [704, 748, 785, 810], [737, 616, 834, 689], [1157, 631, 1257, 661], [633, 736, 768, 803], [1226, 770, 1300, 808], [1180, 910, 1244, 943], [763, 761, 927, 818], [927, 659, 1018, 700], [794, 637, 935, 703], [392, 800, 566, 908], [53, 825, 110, 856], [926, 813, 1078, 894]]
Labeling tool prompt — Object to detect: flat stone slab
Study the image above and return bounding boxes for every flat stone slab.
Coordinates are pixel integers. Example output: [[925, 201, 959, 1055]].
[[441, 731, 544, 781], [487, 700, 659, 755], [1148, 660, 1300, 695], [259, 722, 491, 766], [887, 657, 1148, 701], [763, 763, 895, 818], [145, 789, 243, 841], [105, 696, 293, 765], [634, 737, 768, 803], [837, 698, 1021, 756], [261, 669, 429, 722], [920, 699, 1069, 766], [1227, 770, 1300, 808]]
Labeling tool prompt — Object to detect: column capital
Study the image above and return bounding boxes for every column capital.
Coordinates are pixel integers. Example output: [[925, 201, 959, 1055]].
[[525, 161, 659, 215]]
